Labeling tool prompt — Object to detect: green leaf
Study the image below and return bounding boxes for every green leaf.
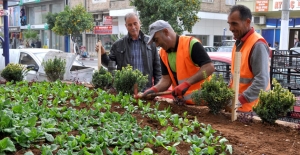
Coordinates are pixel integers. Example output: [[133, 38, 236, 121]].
[[24, 151, 34, 155], [143, 148, 153, 154], [226, 145, 233, 154], [207, 146, 216, 154], [12, 105, 23, 113], [0, 137, 16, 152], [45, 133, 55, 142]]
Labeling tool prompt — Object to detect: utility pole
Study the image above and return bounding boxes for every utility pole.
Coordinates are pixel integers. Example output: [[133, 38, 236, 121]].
[[3, 0, 9, 66], [279, 0, 290, 50]]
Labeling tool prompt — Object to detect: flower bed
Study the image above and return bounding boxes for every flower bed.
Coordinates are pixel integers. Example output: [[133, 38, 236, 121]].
[[0, 80, 299, 154], [0, 81, 232, 155]]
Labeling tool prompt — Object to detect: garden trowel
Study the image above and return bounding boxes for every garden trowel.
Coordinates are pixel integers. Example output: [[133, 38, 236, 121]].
[[133, 84, 172, 100]]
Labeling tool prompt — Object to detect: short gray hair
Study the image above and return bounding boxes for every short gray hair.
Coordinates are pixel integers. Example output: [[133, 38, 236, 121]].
[[124, 12, 139, 22]]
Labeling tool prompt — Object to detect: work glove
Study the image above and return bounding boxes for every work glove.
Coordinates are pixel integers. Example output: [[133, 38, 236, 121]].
[[224, 95, 245, 113], [172, 82, 191, 97], [140, 86, 159, 99]]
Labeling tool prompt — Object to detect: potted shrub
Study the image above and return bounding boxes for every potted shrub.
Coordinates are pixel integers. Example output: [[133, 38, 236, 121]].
[[192, 74, 234, 114], [113, 65, 148, 94], [92, 67, 113, 90], [0, 63, 28, 82], [42, 57, 66, 82], [253, 78, 295, 124]]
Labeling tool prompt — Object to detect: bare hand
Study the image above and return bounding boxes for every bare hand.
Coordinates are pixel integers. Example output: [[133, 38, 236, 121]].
[[95, 43, 106, 54]]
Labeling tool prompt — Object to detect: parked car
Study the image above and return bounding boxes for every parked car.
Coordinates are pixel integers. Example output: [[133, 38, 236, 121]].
[[217, 46, 233, 52], [203, 46, 217, 52], [0, 48, 94, 83], [207, 52, 232, 84], [221, 40, 235, 46]]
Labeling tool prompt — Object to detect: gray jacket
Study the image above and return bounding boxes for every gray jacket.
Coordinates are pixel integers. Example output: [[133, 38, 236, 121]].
[[101, 31, 161, 89]]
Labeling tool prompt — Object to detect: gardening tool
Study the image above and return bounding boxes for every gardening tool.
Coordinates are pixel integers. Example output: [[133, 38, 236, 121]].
[[133, 85, 172, 100]]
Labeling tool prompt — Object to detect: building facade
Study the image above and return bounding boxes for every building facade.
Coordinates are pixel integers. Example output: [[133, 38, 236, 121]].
[[70, 0, 236, 54], [2, 0, 67, 50], [237, 0, 300, 49]]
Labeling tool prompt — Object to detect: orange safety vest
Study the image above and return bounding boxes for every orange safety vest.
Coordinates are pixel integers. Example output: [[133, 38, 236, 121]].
[[160, 36, 209, 104], [230, 32, 270, 112]]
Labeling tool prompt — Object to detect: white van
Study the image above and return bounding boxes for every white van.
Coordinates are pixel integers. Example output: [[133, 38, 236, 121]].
[[0, 48, 94, 83]]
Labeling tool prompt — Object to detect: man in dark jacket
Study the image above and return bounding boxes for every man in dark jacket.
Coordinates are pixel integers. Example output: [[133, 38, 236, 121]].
[[96, 12, 161, 90]]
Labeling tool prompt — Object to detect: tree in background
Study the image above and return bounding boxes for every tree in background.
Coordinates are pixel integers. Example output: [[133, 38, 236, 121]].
[[45, 12, 58, 30], [46, 4, 94, 53], [22, 29, 38, 48], [130, 0, 201, 35]]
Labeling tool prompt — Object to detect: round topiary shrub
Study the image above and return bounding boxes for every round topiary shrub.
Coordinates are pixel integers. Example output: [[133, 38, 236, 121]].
[[196, 74, 234, 115], [0, 63, 28, 82], [92, 67, 113, 89], [253, 78, 295, 124], [113, 65, 148, 94], [42, 57, 66, 82]]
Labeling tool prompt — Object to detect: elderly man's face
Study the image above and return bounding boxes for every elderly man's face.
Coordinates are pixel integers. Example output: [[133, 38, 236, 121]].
[[125, 15, 141, 39]]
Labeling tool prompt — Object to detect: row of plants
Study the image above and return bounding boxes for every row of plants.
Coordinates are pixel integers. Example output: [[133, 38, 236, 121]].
[[0, 80, 232, 154], [1, 58, 296, 125]]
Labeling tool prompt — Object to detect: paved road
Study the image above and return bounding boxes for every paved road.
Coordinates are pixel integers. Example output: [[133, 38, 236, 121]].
[[78, 58, 105, 70]]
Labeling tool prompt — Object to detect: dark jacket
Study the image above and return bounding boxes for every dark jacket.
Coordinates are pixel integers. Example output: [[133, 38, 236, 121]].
[[101, 31, 161, 89]]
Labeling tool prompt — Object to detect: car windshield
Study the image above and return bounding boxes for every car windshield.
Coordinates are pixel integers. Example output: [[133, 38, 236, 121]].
[[217, 46, 233, 52], [33, 52, 83, 66]]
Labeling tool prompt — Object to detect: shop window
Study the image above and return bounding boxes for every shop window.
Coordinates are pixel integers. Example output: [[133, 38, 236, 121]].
[[225, 0, 235, 5]]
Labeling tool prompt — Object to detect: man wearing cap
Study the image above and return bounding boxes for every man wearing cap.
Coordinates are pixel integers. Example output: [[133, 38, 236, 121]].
[[95, 12, 161, 90], [141, 20, 215, 104]]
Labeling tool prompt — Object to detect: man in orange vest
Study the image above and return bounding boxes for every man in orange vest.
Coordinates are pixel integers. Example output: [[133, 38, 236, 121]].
[[227, 5, 270, 112], [140, 20, 215, 104]]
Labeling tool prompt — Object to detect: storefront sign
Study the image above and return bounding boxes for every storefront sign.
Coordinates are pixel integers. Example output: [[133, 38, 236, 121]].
[[273, 0, 300, 11], [93, 26, 112, 34], [92, 0, 106, 3], [255, 0, 269, 12], [9, 27, 20, 32], [103, 16, 112, 25]]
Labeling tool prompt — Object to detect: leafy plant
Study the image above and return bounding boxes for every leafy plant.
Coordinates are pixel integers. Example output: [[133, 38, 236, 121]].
[[92, 67, 113, 89], [0, 63, 28, 82], [195, 74, 234, 115], [253, 78, 295, 124], [113, 65, 148, 94], [42, 57, 66, 82], [0, 137, 16, 154], [22, 29, 39, 48]]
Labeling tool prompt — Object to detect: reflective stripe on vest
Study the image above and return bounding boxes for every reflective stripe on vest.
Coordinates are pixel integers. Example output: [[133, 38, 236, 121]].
[[160, 36, 209, 104]]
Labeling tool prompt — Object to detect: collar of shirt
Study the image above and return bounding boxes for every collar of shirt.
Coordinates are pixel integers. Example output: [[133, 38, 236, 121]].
[[167, 35, 179, 53], [129, 34, 142, 42], [239, 27, 255, 42]]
